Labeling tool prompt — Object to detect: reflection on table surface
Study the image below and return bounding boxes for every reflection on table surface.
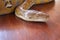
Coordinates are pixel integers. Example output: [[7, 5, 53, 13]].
[[0, 0, 60, 40]]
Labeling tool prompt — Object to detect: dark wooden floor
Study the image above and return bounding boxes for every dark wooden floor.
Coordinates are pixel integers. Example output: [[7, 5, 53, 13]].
[[0, 0, 60, 40]]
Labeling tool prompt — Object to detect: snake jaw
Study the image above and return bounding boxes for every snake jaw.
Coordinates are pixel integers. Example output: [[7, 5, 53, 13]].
[[24, 10, 49, 22]]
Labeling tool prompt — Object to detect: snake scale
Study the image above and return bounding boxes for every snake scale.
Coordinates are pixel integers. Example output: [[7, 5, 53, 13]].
[[0, 0, 54, 22]]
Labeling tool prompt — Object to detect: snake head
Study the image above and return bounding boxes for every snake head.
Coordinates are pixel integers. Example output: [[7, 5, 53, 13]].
[[3, 0, 12, 8]]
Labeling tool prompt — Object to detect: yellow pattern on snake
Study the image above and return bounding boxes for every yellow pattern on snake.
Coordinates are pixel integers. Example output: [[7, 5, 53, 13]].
[[0, 0, 53, 22]]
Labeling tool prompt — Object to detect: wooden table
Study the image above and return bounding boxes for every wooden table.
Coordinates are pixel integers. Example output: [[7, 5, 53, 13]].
[[0, 0, 60, 40]]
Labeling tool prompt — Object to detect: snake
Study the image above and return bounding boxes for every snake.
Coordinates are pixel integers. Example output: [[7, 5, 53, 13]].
[[0, 0, 54, 22]]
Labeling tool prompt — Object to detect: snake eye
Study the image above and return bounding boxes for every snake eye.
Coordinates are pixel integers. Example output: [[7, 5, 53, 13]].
[[3, 0, 12, 8]]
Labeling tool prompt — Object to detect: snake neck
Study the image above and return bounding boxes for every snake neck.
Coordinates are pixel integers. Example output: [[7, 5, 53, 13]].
[[20, 0, 35, 10]]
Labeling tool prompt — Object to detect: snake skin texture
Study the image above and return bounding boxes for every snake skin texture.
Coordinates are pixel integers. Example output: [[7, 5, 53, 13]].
[[0, 0, 54, 22]]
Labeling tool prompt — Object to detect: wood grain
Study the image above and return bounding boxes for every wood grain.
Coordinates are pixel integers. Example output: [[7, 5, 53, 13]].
[[0, 0, 60, 40]]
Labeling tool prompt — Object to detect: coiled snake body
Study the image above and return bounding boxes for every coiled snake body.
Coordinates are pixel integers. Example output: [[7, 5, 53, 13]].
[[0, 0, 53, 22]]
